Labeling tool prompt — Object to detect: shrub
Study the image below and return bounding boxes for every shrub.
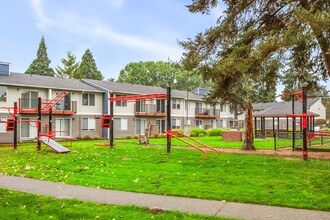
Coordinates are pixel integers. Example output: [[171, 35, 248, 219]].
[[125, 136, 132, 139], [190, 128, 206, 137], [83, 135, 91, 140], [206, 128, 223, 136], [316, 119, 327, 126], [198, 133, 205, 137], [93, 135, 100, 140]]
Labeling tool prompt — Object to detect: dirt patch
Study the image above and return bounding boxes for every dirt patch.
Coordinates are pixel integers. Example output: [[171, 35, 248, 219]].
[[217, 147, 330, 160]]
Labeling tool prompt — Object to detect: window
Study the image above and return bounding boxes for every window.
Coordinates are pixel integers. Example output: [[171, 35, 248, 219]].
[[21, 90, 38, 108], [156, 119, 166, 134], [136, 119, 146, 135], [196, 119, 203, 128], [56, 92, 71, 111], [115, 94, 127, 107], [114, 118, 128, 131], [210, 120, 216, 128], [172, 119, 181, 129], [82, 118, 96, 131], [0, 117, 7, 132], [0, 86, 7, 102], [21, 117, 38, 138], [82, 93, 95, 106], [220, 104, 226, 112], [55, 119, 71, 137], [195, 102, 202, 114], [135, 100, 146, 113], [172, 99, 180, 110]]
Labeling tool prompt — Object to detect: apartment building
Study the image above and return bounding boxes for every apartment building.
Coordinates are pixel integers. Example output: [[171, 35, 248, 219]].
[[82, 80, 235, 138], [0, 62, 104, 143], [0, 62, 235, 143]]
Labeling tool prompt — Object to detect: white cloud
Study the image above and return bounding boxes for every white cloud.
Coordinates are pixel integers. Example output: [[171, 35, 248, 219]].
[[107, 0, 125, 8], [29, 0, 181, 60]]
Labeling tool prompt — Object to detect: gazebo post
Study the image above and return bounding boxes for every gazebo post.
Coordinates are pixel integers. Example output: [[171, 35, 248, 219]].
[[292, 95, 295, 151]]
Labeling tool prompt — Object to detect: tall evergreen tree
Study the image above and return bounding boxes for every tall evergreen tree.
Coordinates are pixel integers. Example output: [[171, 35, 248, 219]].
[[180, 0, 329, 150], [78, 49, 103, 80], [55, 51, 80, 79], [25, 36, 55, 76]]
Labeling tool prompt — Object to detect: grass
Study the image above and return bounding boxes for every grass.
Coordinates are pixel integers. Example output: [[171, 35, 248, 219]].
[[115, 136, 302, 150], [0, 189, 232, 220], [0, 141, 329, 211]]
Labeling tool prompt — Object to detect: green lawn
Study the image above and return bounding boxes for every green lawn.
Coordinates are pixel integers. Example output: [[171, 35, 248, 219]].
[[115, 136, 302, 150], [0, 189, 232, 220], [0, 141, 329, 211]]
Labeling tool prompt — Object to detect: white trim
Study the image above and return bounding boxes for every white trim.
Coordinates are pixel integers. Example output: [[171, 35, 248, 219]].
[[0, 116, 7, 133]]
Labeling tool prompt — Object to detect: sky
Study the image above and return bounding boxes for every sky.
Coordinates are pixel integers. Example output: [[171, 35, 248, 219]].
[[0, 0, 223, 81], [1, 0, 328, 94]]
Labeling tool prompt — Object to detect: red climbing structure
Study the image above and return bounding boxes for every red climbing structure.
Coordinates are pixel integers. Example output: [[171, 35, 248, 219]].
[[280, 84, 330, 160]]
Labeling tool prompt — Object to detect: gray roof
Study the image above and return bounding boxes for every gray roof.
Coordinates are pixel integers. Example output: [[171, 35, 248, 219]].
[[0, 72, 102, 92], [83, 79, 205, 100], [253, 98, 320, 111], [253, 101, 320, 117]]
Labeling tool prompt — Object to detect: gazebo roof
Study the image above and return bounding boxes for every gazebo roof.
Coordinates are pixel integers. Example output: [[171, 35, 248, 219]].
[[253, 102, 319, 118]]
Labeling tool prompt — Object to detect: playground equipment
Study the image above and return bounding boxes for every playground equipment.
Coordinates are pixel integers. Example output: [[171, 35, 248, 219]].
[[1, 93, 70, 153], [105, 86, 219, 158], [165, 130, 220, 158], [279, 84, 330, 160]]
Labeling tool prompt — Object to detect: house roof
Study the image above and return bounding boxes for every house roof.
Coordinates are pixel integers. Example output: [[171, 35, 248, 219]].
[[253, 101, 320, 118], [0, 72, 102, 92], [82, 79, 205, 100]]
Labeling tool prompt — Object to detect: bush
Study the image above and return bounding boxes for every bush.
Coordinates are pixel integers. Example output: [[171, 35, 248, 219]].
[[206, 128, 223, 136], [190, 128, 207, 137], [125, 136, 132, 139], [83, 135, 91, 140], [93, 135, 100, 140], [316, 119, 327, 126], [198, 133, 205, 137]]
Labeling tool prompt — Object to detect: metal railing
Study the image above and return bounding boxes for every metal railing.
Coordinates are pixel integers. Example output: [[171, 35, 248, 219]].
[[195, 108, 220, 118]]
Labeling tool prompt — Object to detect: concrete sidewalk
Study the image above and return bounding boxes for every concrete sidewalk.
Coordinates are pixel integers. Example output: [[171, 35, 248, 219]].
[[0, 175, 329, 220]]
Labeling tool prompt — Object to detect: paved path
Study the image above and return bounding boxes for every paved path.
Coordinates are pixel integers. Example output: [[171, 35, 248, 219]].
[[0, 175, 329, 220]]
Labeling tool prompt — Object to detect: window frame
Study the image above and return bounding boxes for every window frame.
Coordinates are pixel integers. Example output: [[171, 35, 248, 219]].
[[82, 118, 96, 131], [0, 86, 7, 102], [115, 94, 127, 107], [172, 99, 180, 110], [82, 93, 96, 106], [0, 116, 7, 133]]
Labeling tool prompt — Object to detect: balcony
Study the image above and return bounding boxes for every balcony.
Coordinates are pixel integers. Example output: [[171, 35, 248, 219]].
[[195, 108, 220, 119], [19, 98, 77, 115], [135, 104, 166, 117]]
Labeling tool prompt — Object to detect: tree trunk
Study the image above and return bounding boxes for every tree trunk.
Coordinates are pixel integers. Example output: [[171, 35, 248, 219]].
[[241, 102, 256, 150]]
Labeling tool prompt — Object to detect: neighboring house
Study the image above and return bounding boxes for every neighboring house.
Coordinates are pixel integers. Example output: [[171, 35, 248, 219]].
[[238, 98, 326, 132], [0, 63, 104, 143]]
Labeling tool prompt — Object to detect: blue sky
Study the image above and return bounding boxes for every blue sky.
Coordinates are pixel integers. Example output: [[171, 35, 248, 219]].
[[1, 0, 328, 93], [1, 0, 223, 81]]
